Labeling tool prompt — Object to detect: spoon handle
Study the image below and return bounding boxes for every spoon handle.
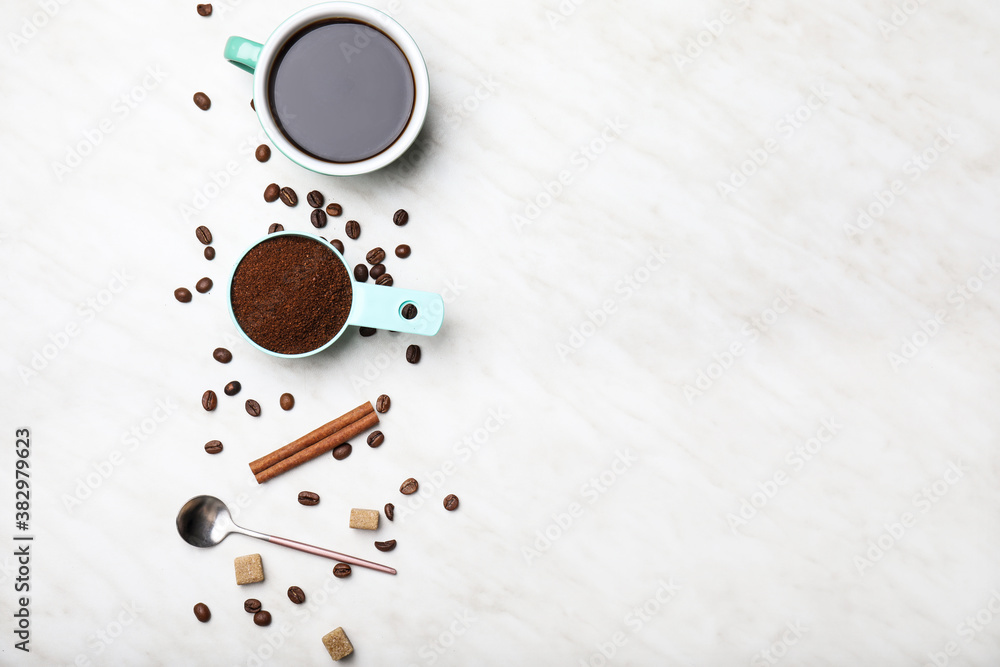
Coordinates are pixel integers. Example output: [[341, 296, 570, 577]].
[[267, 534, 397, 575]]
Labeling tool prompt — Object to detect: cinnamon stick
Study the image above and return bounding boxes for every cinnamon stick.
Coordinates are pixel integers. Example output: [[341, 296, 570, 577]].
[[249, 401, 374, 475], [253, 410, 380, 484]]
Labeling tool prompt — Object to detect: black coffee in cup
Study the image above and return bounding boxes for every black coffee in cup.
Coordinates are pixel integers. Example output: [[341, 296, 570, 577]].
[[268, 19, 415, 163]]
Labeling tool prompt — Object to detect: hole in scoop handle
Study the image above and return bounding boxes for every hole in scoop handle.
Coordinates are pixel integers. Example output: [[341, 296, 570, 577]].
[[268, 534, 396, 574], [224, 36, 262, 74], [348, 283, 444, 336]]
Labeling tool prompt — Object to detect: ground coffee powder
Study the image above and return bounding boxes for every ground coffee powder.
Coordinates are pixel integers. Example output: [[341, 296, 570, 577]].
[[231, 235, 353, 354]]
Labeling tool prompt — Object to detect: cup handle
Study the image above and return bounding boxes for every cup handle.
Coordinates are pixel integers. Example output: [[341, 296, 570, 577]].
[[224, 36, 262, 74], [347, 283, 444, 336]]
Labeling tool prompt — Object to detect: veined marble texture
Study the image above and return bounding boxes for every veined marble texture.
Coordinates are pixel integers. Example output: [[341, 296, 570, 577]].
[[1, 0, 999, 664]]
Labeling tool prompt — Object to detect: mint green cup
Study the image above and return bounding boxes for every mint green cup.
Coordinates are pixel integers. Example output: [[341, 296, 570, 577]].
[[228, 232, 443, 358], [224, 2, 429, 176]]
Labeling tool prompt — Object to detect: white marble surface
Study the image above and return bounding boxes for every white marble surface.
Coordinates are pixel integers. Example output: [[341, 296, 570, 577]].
[[2, 0, 1000, 664]]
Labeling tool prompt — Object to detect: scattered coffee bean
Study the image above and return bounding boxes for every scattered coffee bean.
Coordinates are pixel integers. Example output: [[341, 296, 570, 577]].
[[353, 264, 368, 282], [400, 478, 418, 495], [287, 586, 306, 604], [374, 540, 396, 552], [444, 494, 460, 511], [250, 99, 255, 111], [253, 610, 272, 627], [359, 327, 376, 337], [298, 491, 320, 506], [345, 220, 360, 239], [405, 344, 421, 363], [204, 246, 216, 260], [307, 190, 324, 208], [395, 244, 411, 258], [268, 223, 284, 234], [375, 274, 393, 287], [245, 399, 261, 417], [202, 390, 218, 412], [366, 431, 384, 448], [280, 393, 294, 410], [264, 183, 280, 202], [375, 394, 390, 413], [204, 440, 223, 454], [244, 598, 262, 613], [326, 203, 342, 216], [310, 209, 327, 228], [196, 4, 213, 17], [196, 277, 213, 293], [401, 304, 417, 320], [369, 263, 386, 279], [393, 209, 408, 226], [330, 239, 345, 253], [255, 144, 271, 162], [332, 443, 352, 460], [193, 602, 211, 622], [224, 380, 241, 396], [366, 247, 386, 265], [279, 187, 298, 207], [193, 92, 211, 110], [213, 347, 232, 363], [384, 503, 394, 521], [174, 287, 192, 303], [332, 563, 352, 578], [195, 225, 213, 245]]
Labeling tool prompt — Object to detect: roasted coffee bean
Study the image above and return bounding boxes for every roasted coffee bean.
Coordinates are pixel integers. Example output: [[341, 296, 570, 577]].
[[393, 209, 408, 226], [195, 225, 213, 244], [359, 327, 376, 337], [196, 4, 213, 16], [298, 491, 320, 506], [245, 399, 261, 417], [332, 443, 352, 460], [268, 223, 284, 234], [401, 304, 417, 320], [366, 431, 384, 448], [193, 602, 211, 622], [366, 247, 385, 265], [244, 598, 262, 613], [204, 246, 216, 260], [287, 586, 306, 604], [204, 440, 223, 454], [224, 380, 241, 396], [375, 274, 393, 287], [193, 92, 211, 110], [330, 239, 345, 253], [250, 99, 255, 111], [174, 287, 193, 303], [369, 263, 386, 279], [253, 610, 272, 626], [307, 190, 324, 208], [384, 503, 394, 521], [353, 264, 368, 282], [332, 563, 352, 578], [280, 393, 294, 410], [310, 209, 327, 228], [264, 183, 280, 202], [443, 494, 460, 511], [326, 203, 342, 217], [395, 244, 411, 258], [405, 344, 421, 364], [400, 478, 418, 495], [202, 390, 217, 411], [255, 144, 270, 162], [345, 220, 360, 239], [196, 277, 213, 293], [213, 347, 232, 363], [375, 394, 390, 413], [374, 540, 396, 552], [279, 187, 298, 207]]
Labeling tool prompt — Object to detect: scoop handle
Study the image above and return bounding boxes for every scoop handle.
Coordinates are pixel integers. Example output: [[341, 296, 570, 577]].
[[268, 534, 396, 574], [347, 283, 444, 335]]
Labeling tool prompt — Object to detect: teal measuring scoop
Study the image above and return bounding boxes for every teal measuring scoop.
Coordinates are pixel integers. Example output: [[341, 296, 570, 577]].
[[228, 231, 443, 358]]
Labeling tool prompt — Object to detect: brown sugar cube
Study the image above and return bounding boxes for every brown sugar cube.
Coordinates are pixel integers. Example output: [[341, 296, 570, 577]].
[[234, 553, 264, 585], [322, 627, 354, 661], [349, 508, 379, 530]]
